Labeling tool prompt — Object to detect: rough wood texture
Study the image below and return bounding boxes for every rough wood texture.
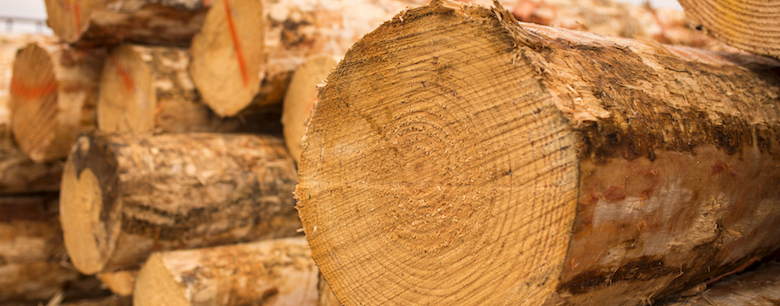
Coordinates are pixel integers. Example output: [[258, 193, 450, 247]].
[[189, 0, 264, 117], [134, 237, 317, 306], [678, 0, 780, 59], [0, 195, 94, 303], [61, 296, 131, 306], [96, 271, 136, 297], [512, 0, 732, 51], [281, 56, 336, 164], [295, 1, 780, 305], [60, 132, 300, 275], [10, 42, 103, 162], [45, 0, 210, 47], [98, 45, 273, 134], [664, 262, 780, 305], [318, 273, 341, 306]]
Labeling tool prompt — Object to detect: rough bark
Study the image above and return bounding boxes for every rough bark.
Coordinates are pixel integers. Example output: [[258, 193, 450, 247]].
[[96, 271, 136, 297], [511, 0, 732, 51], [44, 0, 210, 47], [295, 1, 780, 305], [0, 195, 100, 304], [10, 42, 103, 162], [97, 44, 277, 135], [678, 0, 780, 59], [134, 237, 317, 306], [664, 262, 780, 305], [281, 56, 336, 164], [60, 132, 301, 275]]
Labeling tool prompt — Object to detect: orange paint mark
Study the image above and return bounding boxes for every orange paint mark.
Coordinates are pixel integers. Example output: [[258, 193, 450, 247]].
[[112, 58, 135, 91], [705, 256, 758, 286], [73, 1, 81, 33], [223, 0, 249, 88], [10, 78, 57, 99]]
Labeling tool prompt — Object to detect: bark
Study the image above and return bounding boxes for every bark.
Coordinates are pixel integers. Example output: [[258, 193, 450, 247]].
[[511, 0, 732, 51], [678, 0, 780, 59], [664, 262, 780, 306], [281, 56, 336, 164], [10, 42, 103, 162], [97, 44, 279, 135], [0, 195, 101, 304], [134, 237, 317, 306], [60, 132, 301, 275], [294, 1, 780, 305], [96, 271, 136, 297], [44, 0, 210, 47]]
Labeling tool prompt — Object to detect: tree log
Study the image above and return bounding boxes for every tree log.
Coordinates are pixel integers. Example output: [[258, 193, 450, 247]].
[[281, 56, 336, 164], [96, 270, 136, 297], [60, 132, 301, 275], [511, 0, 732, 51], [10, 42, 103, 162], [97, 44, 276, 135], [44, 0, 210, 47], [664, 262, 780, 305], [134, 237, 317, 306], [295, 1, 780, 305], [678, 0, 780, 59]]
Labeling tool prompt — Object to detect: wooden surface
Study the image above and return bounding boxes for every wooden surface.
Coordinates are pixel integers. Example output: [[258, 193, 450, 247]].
[[295, 1, 780, 305], [134, 237, 317, 306], [60, 132, 301, 275], [664, 262, 780, 305], [96, 271, 136, 297]]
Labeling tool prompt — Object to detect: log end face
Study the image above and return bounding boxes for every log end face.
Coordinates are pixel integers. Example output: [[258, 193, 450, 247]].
[[97, 45, 153, 133], [44, 0, 102, 44], [189, 0, 265, 117], [10, 43, 59, 162], [297, 4, 579, 305], [134, 253, 190, 306]]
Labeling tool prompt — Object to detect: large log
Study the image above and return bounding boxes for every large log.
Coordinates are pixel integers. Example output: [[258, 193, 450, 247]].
[[134, 237, 317, 306], [281, 56, 337, 164], [44, 0, 210, 47], [295, 1, 780, 305], [664, 262, 780, 305], [60, 132, 301, 275], [678, 0, 780, 59], [97, 44, 275, 134], [10, 42, 104, 162]]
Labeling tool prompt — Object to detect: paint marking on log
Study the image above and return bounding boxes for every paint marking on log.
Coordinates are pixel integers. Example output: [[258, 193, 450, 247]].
[[73, 1, 81, 34], [223, 0, 249, 88], [10, 79, 57, 99], [111, 58, 135, 91]]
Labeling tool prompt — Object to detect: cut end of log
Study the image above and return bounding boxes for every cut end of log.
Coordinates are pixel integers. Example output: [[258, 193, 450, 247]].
[[97, 45, 153, 133], [189, 0, 265, 117], [10, 43, 58, 162], [44, 0, 102, 44], [296, 2, 579, 304], [134, 253, 190, 306], [281, 56, 336, 164], [96, 270, 137, 297], [60, 135, 122, 275], [678, 0, 780, 58]]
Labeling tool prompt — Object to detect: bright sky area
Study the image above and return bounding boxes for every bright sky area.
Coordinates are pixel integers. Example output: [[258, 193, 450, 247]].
[[0, 0, 682, 35]]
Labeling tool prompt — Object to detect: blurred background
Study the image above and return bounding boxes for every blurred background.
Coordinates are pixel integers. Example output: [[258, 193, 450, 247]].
[[0, 0, 681, 35]]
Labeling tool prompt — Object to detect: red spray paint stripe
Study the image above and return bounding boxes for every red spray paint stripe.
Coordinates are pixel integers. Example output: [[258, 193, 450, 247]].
[[223, 0, 249, 88], [10, 79, 58, 99], [73, 1, 81, 34], [112, 57, 135, 91]]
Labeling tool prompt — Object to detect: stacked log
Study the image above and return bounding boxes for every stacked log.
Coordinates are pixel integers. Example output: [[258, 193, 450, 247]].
[[664, 262, 780, 305], [295, 1, 780, 305]]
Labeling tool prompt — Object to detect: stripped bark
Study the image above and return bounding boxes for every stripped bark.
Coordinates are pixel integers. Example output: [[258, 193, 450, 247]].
[[134, 237, 317, 306], [664, 262, 780, 306], [295, 1, 780, 305], [60, 132, 300, 275]]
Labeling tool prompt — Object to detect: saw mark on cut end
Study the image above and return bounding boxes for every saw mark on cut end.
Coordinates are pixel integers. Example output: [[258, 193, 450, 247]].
[[10, 78, 57, 99], [223, 0, 249, 88]]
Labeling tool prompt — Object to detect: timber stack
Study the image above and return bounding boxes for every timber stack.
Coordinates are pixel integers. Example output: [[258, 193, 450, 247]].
[[3, 0, 779, 304]]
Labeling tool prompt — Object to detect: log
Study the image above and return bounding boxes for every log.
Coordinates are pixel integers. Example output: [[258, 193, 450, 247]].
[[511, 0, 732, 51], [97, 44, 275, 134], [281, 56, 337, 164], [60, 132, 301, 275], [134, 237, 317, 306], [44, 0, 210, 47], [10, 42, 104, 162], [678, 0, 780, 59], [295, 1, 780, 305], [96, 271, 136, 297], [318, 273, 341, 306], [664, 262, 780, 305]]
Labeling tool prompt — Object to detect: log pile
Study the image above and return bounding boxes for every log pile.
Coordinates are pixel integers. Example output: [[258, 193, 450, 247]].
[[2, 0, 779, 304]]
